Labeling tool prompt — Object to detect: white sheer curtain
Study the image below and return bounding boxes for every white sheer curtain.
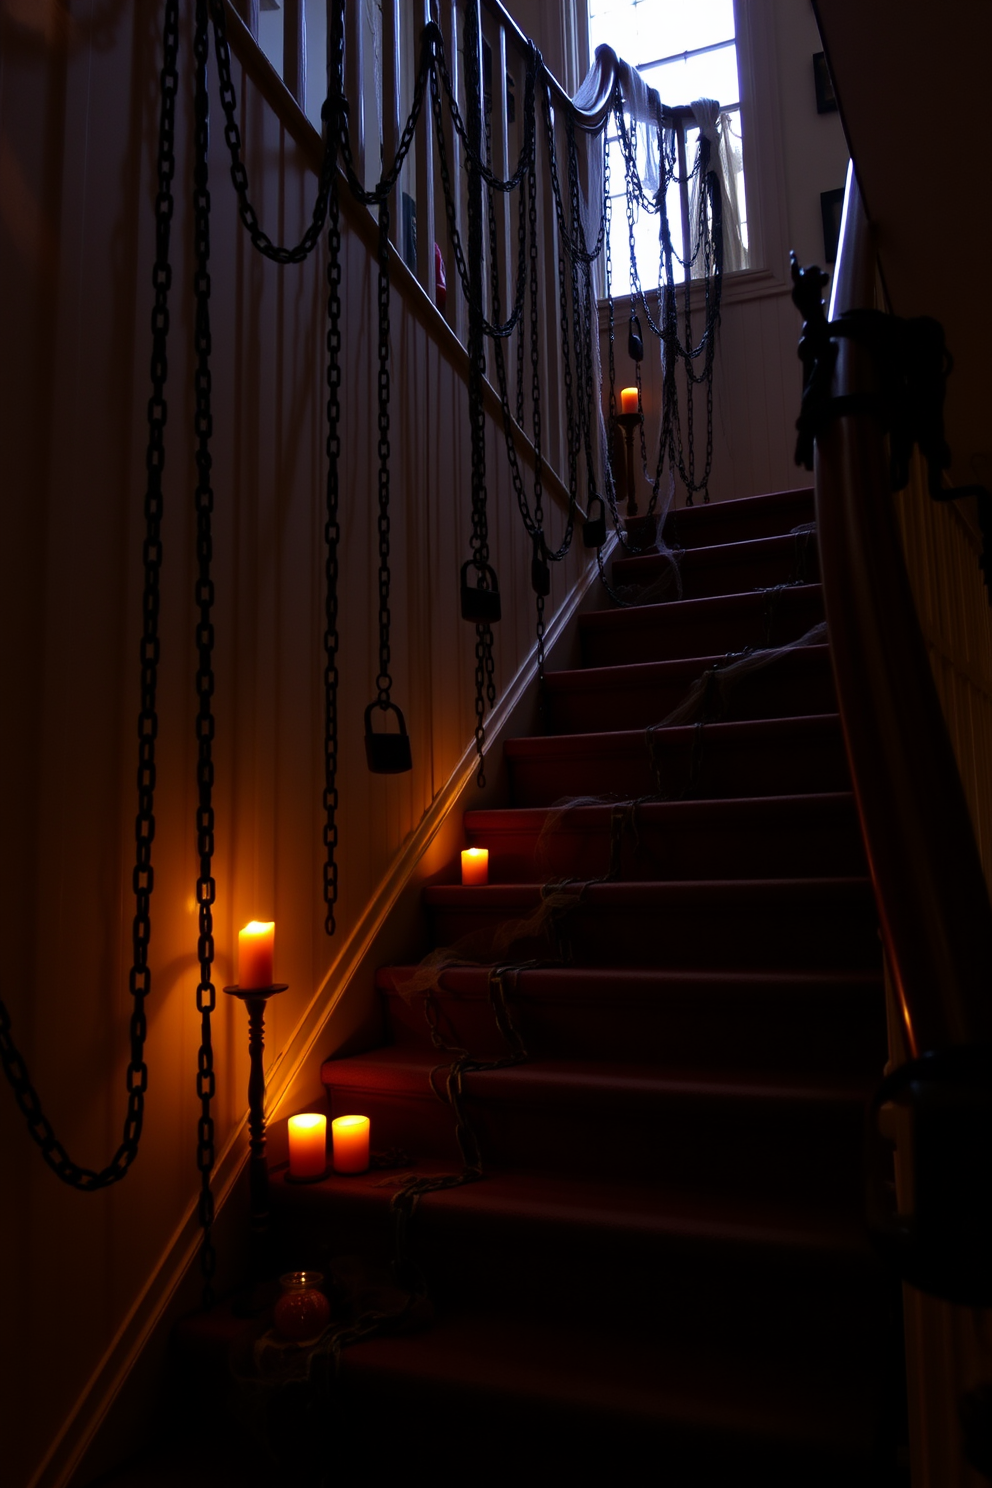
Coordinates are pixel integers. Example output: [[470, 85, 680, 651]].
[[688, 96, 747, 274]]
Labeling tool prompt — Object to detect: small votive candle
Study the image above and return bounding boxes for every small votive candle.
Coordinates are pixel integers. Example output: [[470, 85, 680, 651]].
[[288, 1113, 327, 1179], [332, 1114, 370, 1174], [238, 920, 275, 988], [620, 386, 639, 415], [461, 847, 489, 886]]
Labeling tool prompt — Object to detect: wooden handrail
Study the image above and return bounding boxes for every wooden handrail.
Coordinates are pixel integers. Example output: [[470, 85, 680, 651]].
[[815, 163, 992, 1055]]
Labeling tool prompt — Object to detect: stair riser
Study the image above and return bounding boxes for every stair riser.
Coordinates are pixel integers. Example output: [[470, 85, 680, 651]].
[[612, 539, 820, 601], [326, 1376, 879, 1487], [656, 490, 816, 548], [382, 988, 886, 1075], [424, 893, 881, 971], [319, 1084, 867, 1199], [271, 1186, 883, 1359], [507, 731, 849, 807], [581, 588, 824, 667], [547, 654, 836, 732], [466, 814, 867, 883]]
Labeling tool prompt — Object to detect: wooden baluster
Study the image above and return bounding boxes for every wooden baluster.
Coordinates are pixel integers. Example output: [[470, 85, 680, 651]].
[[284, 0, 306, 108], [538, 102, 564, 478], [438, 0, 465, 340], [491, 23, 512, 321], [414, 0, 436, 300], [234, 0, 260, 41], [342, 0, 365, 188], [382, 0, 401, 186]]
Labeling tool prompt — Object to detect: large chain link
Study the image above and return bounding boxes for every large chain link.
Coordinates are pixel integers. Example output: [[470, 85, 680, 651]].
[[0, 0, 180, 1190], [321, 13, 345, 937], [374, 201, 396, 712], [192, 0, 218, 1303]]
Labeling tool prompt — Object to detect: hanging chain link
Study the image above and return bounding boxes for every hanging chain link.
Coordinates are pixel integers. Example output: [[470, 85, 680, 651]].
[[374, 202, 395, 712], [0, 0, 180, 1191], [322, 159, 343, 933], [192, 0, 218, 1303]]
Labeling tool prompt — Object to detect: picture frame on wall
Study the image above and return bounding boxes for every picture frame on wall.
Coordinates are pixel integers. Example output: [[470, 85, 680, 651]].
[[821, 188, 846, 263], [813, 51, 838, 114]]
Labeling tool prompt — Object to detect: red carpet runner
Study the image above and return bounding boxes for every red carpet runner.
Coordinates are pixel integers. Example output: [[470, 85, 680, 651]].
[[176, 487, 904, 1486]]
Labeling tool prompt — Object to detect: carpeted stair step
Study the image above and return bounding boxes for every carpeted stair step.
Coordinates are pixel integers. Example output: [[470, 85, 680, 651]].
[[268, 1160, 886, 1355], [319, 1046, 871, 1199], [461, 792, 866, 883], [543, 643, 836, 732], [173, 1294, 886, 1486], [376, 965, 885, 1074], [504, 712, 849, 806], [624, 486, 815, 552], [419, 876, 880, 971], [611, 529, 820, 601], [579, 583, 825, 667]]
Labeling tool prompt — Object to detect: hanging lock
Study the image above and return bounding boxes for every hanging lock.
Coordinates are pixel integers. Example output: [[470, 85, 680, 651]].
[[628, 313, 644, 363], [364, 700, 412, 774], [531, 532, 551, 597], [460, 560, 501, 624], [583, 495, 607, 548]]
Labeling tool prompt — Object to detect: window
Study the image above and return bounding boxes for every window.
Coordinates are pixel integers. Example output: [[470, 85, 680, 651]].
[[588, 0, 747, 287]]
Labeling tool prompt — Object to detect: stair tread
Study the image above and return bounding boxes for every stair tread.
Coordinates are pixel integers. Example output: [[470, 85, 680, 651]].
[[422, 874, 875, 905], [626, 486, 815, 547], [271, 1156, 873, 1258], [504, 710, 842, 759], [613, 528, 816, 576], [464, 789, 857, 834], [322, 1043, 872, 1104], [378, 963, 881, 994], [579, 581, 822, 630], [544, 643, 831, 694], [330, 1309, 879, 1452]]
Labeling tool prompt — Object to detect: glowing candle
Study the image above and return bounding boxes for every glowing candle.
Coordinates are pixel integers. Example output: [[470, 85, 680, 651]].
[[620, 386, 639, 415], [238, 920, 275, 988], [332, 1114, 370, 1174], [461, 847, 489, 886], [288, 1113, 327, 1179]]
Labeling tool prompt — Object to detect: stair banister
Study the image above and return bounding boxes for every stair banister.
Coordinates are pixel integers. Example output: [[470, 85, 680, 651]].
[[815, 161, 992, 1057]]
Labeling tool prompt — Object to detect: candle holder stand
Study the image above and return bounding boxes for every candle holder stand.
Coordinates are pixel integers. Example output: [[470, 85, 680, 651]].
[[616, 410, 641, 518], [224, 981, 287, 1315]]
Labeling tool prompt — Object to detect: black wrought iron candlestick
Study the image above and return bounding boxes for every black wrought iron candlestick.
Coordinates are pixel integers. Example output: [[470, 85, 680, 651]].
[[616, 410, 641, 517], [224, 981, 287, 1302]]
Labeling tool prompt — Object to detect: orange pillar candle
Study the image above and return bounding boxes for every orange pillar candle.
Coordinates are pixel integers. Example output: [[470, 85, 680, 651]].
[[288, 1114, 327, 1179], [461, 847, 489, 885], [620, 386, 639, 415], [238, 920, 274, 988], [332, 1114, 370, 1174]]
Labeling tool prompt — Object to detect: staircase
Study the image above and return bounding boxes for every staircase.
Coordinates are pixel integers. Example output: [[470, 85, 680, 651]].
[[167, 486, 905, 1487]]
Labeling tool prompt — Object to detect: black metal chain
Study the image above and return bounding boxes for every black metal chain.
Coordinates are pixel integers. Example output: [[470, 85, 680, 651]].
[[0, 0, 180, 1190], [321, 25, 344, 936], [209, 0, 337, 263], [192, 0, 218, 1304], [374, 201, 396, 713]]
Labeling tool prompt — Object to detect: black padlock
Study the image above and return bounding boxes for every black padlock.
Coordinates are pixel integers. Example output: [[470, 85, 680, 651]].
[[531, 532, 551, 597], [460, 559, 502, 624], [628, 313, 643, 363], [364, 700, 412, 774], [583, 494, 607, 548]]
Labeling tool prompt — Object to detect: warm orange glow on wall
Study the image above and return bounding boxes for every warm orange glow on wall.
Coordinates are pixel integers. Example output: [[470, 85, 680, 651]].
[[238, 920, 274, 987], [332, 1114, 370, 1173], [620, 386, 639, 415], [288, 1114, 327, 1178], [461, 848, 489, 885]]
